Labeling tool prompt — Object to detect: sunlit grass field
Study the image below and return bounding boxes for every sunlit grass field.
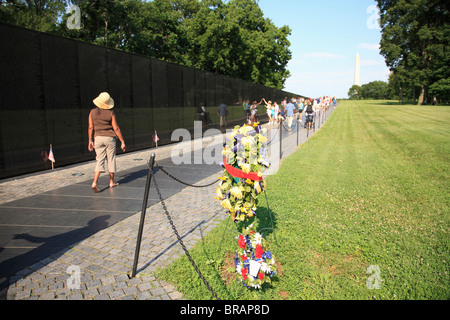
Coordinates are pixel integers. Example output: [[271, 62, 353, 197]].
[[156, 100, 449, 300]]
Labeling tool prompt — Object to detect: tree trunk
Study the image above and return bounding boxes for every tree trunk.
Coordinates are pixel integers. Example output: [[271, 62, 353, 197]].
[[418, 84, 425, 105], [104, 19, 108, 47], [400, 85, 403, 105]]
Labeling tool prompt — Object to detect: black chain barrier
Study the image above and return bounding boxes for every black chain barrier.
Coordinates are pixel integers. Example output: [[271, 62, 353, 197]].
[[155, 163, 218, 188], [281, 118, 298, 132], [152, 175, 221, 300], [266, 126, 280, 146]]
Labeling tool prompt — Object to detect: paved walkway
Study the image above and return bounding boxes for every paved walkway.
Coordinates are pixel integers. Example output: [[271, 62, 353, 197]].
[[5, 172, 224, 300], [1, 109, 334, 300]]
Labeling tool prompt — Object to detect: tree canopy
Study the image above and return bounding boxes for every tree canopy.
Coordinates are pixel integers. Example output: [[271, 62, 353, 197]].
[[0, 0, 292, 90], [348, 81, 390, 100], [377, 0, 450, 104]]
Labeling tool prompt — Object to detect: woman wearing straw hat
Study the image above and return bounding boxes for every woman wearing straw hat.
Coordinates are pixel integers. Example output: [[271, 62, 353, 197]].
[[88, 92, 126, 193]]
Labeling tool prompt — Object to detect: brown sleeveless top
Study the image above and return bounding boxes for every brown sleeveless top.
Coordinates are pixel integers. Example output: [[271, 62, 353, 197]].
[[91, 108, 116, 138]]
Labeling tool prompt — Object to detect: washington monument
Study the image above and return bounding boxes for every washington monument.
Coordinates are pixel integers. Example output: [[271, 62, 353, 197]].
[[354, 52, 361, 86]]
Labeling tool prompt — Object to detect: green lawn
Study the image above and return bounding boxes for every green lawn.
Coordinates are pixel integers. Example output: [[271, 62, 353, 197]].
[[155, 100, 449, 300]]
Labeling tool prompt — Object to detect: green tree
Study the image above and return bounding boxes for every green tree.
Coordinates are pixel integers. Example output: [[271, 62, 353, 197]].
[[348, 81, 389, 100], [186, 0, 291, 89], [429, 78, 450, 103], [348, 84, 362, 99], [131, 0, 198, 64], [57, 0, 196, 65], [387, 71, 403, 102], [361, 81, 389, 99], [0, 0, 68, 32], [377, 0, 450, 104]]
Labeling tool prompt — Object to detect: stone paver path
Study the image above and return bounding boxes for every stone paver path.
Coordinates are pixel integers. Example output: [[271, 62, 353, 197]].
[[6, 172, 224, 300]]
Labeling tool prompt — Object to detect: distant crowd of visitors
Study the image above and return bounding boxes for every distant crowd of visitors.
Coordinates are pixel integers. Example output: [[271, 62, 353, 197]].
[[198, 95, 337, 130], [242, 95, 337, 129]]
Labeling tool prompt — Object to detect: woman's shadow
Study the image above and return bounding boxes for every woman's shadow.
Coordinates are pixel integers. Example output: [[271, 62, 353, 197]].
[[0, 215, 110, 299]]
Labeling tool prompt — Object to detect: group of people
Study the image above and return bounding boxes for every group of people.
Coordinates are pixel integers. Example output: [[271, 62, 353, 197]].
[[86, 91, 335, 193], [243, 95, 337, 129]]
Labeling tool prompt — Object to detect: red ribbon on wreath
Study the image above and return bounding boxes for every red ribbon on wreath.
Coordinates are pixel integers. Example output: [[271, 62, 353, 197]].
[[224, 157, 263, 182]]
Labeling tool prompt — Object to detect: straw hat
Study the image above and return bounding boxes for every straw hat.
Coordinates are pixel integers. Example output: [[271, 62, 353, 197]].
[[93, 92, 114, 110]]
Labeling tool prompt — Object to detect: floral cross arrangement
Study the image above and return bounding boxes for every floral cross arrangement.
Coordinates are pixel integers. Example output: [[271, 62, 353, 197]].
[[215, 122, 277, 289]]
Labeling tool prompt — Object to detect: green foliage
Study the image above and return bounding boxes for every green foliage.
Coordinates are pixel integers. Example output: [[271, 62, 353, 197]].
[[429, 78, 450, 103], [348, 81, 389, 100], [0, 0, 69, 32], [172, 0, 292, 89], [348, 85, 361, 100], [1, 0, 292, 90], [377, 0, 450, 104]]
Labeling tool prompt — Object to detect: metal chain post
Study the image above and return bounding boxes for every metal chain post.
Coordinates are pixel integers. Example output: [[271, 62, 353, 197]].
[[279, 120, 282, 159], [131, 153, 156, 278]]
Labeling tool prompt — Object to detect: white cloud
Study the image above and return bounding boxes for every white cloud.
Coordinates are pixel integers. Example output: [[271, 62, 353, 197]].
[[286, 59, 309, 67], [302, 52, 347, 59], [366, 68, 391, 80], [358, 43, 380, 50], [360, 59, 385, 67], [284, 70, 353, 98]]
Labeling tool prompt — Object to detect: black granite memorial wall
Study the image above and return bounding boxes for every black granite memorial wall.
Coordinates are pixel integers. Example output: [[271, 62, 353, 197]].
[[0, 23, 303, 179]]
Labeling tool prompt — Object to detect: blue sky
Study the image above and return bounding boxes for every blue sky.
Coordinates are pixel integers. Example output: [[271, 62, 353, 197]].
[[258, 0, 389, 98]]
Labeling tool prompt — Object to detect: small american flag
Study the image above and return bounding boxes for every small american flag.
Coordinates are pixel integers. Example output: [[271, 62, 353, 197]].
[[48, 145, 55, 163], [152, 131, 159, 143]]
